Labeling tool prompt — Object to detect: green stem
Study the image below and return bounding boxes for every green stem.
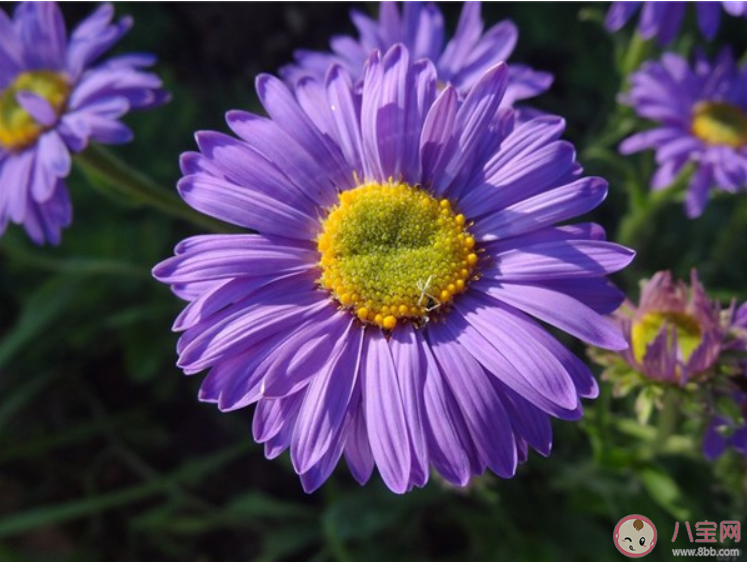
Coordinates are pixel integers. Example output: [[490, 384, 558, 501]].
[[620, 32, 651, 77], [322, 484, 354, 562], [0, 237, 147, 278], [0, 442, 250, 538], [651, 389, 680, 455], [75, 144, 232, 234], [616, 167, 692, 249], [616, 200, 654, 249]]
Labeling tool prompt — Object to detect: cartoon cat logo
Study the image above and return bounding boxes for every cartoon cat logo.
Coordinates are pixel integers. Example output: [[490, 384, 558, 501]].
[[614, 514, 657, 557]]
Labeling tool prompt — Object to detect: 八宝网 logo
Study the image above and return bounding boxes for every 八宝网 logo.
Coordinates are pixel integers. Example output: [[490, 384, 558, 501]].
[[614, 514, 658, 557]]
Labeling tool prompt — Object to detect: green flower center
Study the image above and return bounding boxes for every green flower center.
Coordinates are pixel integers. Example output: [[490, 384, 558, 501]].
[[631, 311, 703, 364], [0, 71, 70, 151], [317, 181, 478, 330], [691, 101, 747, 148]]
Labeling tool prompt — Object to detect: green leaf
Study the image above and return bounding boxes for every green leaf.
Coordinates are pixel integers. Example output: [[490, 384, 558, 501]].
[[639, 466, 691, 521], [0, 274, 84, 368]]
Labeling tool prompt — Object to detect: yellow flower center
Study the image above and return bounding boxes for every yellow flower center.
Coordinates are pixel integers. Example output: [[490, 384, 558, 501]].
[[317, 181, 478, 330], [0, 71, 70, 151], [691, 101, 747, 148], [631, 311, 702, 364]]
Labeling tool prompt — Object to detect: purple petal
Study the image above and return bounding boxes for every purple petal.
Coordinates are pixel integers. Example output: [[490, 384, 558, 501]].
[[226, 110, 345, 205], [291, 325, 363, 473], [177, 174, 318, 238], [177, 274, 329, 373], [344, 405, 375, 485], [154, 234, 316, 285], [362, 329, 411, 494], [0, 148, 34, 222], [259, 313, 352, 399], [702, 420, 728, 460], [487, 238, 634, 282], [685, 163, 714, 218], [619, 127, 682, 155], [433, 62, 509, 198], [15, 90, 57, 126], [253, 392, 304, 445], [255, 73, 348, 199], [418, 334, 475, 486], [325, 65, 364, 173], [696, 3, 721, 39], [605, 1, 641, 31], [497, 384, 553, 457], [446, 298, 581, 419], [360, 50, 386, 181], [462, 140, 578, 218], [16, 2, 67, 70], [194, 130, 320, 215], [420, 85, 458, 187], [428, 322, 517, 478], [479, 281, 628, 350], [390, 325, 429, 488], [32, 131, 71, 202], [474, 177, 608, 241]]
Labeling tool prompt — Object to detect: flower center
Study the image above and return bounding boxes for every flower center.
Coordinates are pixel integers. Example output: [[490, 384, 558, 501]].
[[317, 181, 478, 330], [631, 311, 702, 364], [691, 101, 747, 148], [0, 71, 70, 151]]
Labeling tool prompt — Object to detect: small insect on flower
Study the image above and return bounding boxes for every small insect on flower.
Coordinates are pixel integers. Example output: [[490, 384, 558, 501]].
[[620, 50, 747, 218], [605, 1, 747, 46], [154, 44, 634, 493], [416, 276, 441, 313], [0, 2, 168, 244], [281, 1, 553, 108]]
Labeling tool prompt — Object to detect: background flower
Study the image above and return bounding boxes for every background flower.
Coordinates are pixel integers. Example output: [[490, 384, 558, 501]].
[[281, 1, 552, 108], [620, 50, 747, 217], [154, 45, 632, 493], [0, 2, 168, 244], [703, 390, 747, 460], [615, 271, 726, 384], [605, 1, 747, 45]]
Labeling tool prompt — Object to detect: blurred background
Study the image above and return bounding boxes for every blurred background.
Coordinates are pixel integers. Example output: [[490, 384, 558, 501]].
[[0, 3, 745, 561]]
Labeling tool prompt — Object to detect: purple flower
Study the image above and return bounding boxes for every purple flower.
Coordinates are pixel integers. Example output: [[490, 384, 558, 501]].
[[154, 45, 634, 493], [702, 302, 747, 460], [605, 1, 747, 46], [281, 1, 552, 108], [616, 271, 729, 384], [620, 50, 747, 218], [0, 2, 168, 244], [702, 391, 747, 460]]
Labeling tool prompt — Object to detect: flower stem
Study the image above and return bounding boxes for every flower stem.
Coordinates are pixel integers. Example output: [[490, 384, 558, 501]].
[[620, 32, 651, 77], [651, 389, 680, 454], [75, 144, 232, 234], [616, 166, 691, 249]]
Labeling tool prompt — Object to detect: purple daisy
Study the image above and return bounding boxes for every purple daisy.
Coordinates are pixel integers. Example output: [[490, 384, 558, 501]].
[[704, 303, 747, 460], [605, 1, 747, 46], [616, 271, 729, 385], [0, 2, 168, 244], [702, 390, 747, 460], [620, 50, 747, 218], [154, 45, 634, 493], [280, 1, 552, 108]]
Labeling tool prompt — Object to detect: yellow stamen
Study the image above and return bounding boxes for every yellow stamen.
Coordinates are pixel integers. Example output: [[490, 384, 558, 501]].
[[692, 101, 747, 148], [0, 71, 70, 151], [317, 181, 478, 330], [631, 311, 703, 364]]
